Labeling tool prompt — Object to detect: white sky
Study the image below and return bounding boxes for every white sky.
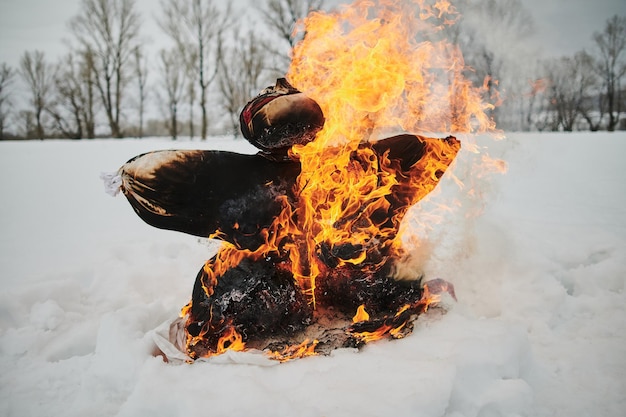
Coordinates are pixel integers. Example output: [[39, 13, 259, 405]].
[[529, 0, 625, 55], [0, 0, 624, 70]]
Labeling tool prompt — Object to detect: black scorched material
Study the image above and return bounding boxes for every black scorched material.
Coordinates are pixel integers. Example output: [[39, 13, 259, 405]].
[[112, 78, 460, 360]]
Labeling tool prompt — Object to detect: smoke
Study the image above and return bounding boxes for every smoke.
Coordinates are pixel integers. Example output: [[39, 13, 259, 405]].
[[395, 133, 508, 283]]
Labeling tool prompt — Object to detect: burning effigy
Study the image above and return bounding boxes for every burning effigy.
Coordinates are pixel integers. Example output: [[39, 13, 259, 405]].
[[105, 0, 496, 362]]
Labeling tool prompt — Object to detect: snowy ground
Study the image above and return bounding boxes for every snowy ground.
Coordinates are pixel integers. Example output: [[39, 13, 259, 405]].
[[0, 133, 624, 417]]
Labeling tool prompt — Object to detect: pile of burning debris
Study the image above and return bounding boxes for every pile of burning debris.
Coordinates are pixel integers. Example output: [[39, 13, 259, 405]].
[[106, 0, 497, 362], [111, 78, 458, 362]]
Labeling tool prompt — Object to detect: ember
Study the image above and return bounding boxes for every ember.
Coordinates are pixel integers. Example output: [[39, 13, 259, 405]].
[[111, 0, 497, 362]]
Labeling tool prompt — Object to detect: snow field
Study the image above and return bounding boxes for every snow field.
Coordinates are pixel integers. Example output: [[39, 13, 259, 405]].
[[0, 133, 624, 417]]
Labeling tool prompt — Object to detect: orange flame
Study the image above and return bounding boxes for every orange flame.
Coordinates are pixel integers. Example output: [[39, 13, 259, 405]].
[[287, 0, 495, 140], [266, 339, 319, 362], [180, 301, 192, 318], [185, 324, 246, 360], [350, 278, 456, 344], [351, 303, 412, 343], [182, 0, 498, 360], [216, 327, 246, 353], [352, 324, 396, 343], [418, 284, 442, 312], [353, 304, 371, 323], [283, 0, 495, 305]]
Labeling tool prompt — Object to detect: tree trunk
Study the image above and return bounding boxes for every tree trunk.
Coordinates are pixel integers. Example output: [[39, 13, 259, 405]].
[[189, 96, 194, 139], [73, 104, 83, 139], [139, 98, 144, 138], [85, 52, 96, 139], [35, 107, 44, 139], [171, 104, 178, 140], [114, 62, 123, 138], [200, 88, 207, 139], [607, 91, 616, 131], [102, 74, 119, 138]]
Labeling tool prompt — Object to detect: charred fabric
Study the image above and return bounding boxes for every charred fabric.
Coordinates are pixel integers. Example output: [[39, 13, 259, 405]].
[[114, 78, 460, 361]]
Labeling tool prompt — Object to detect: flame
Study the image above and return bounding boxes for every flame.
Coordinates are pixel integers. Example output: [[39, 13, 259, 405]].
[[182, 0, 498, 360], [352, 324, 396, 343], [287, 0, 494, 140], [216, 326, 246, 353], [184, 323, 246, 360], [351, 279, 456, 343], [353, 304, 370, 323], [284, 0, 494, 305], [418, 283, 442, 312], [266, 339, 319, 362], [351, 304, 411, 343], [180, 301, 192, 318], [195, 194, 300, 299]]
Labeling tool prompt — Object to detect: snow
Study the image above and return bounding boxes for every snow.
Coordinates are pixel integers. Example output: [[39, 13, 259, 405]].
[[0, 133, 625, 417]]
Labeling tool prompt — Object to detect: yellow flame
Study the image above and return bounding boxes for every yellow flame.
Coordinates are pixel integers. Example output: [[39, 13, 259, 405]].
[[281, 0, 496, 306], [216, 327, 246, 353], [266, 339, 319, 362], [183, 0, 500, 360], [352, 304, 371, 323]]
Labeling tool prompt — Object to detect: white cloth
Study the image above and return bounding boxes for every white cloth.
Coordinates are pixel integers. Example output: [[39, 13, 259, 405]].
[[99, 171, 122, 197], [150, 317, 278, 366]]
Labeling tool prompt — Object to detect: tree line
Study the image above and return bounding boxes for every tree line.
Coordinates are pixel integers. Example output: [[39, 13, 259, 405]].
[[0, 0, 624, 140], [526, 14, 626, 132], [0, 0, 321, 140], [444, 1, 625, 132]]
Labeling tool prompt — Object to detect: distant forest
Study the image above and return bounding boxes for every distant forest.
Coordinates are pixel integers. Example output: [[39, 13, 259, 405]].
[[0, 0, 624, 140]]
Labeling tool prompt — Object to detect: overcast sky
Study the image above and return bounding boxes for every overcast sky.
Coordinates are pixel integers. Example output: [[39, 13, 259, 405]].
[[0, 0, 624, 69]]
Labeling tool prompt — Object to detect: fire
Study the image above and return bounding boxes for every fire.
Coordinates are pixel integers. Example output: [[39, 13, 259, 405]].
[[181, 0, 498, 361], [184, 322, 247, 360], [287, 0, 494, 139], [418, 278, 457, 311], [216, 327, 246, 353], [352, 324, 396, 344], [350, 304, 411, 343], [285, 0, 494, 305], [350, 279, 456, 343], [353, 304, 370, 323], [266, 339, 319, 362]]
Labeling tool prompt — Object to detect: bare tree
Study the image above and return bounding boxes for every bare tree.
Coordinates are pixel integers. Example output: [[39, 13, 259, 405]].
[[159, 48, 186, 139], [46, 50, 98, 139], [571, 51, 605, 132], [81, 48, 97, 139], [70, 0, 142, 138], [518, 77, 549, 131], [19, 50, 53, 139], [0, 63, 15, 140], [133, 46, 148, 138], [592, 15, 626, 131], [185, 49, 198, 139], [504, 63, 547, 132], [48, 53, 85, 139], [18, 110, 37, 139], [218, 30, 271, 136], [544, 51, 597, 131], [158, 0, 232, 139], [256, 0, 324, 72]]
